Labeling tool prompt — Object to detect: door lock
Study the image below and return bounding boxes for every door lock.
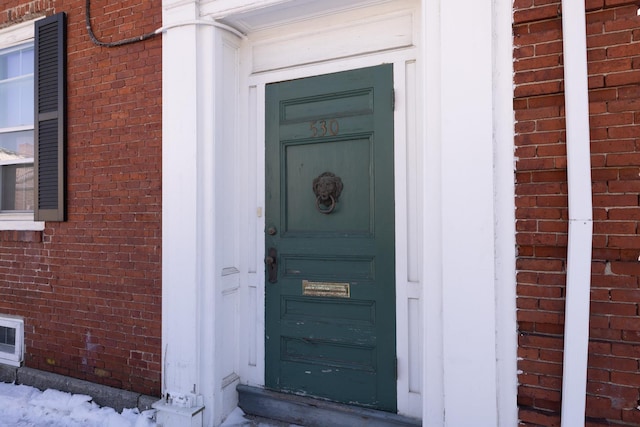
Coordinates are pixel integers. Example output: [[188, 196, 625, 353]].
[[265, 247, 278, 283]]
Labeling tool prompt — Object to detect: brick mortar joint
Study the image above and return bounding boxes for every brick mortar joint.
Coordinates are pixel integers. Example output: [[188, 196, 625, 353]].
[[0, 0, 54, 29], [0, 230, 43, 243]]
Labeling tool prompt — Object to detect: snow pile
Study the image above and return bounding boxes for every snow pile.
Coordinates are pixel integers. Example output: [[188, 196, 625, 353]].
[[220, 407, 303, 427], [0, 382, 155, 427], [220, 407, 253, 426]]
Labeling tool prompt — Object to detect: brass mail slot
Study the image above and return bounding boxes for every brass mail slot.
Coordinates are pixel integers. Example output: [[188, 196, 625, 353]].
[[302, 280, 350, 298]]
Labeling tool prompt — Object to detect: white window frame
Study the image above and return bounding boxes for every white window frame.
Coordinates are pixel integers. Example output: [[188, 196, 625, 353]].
[[0, 19, 43, 231], [0, 314, 24, 367]]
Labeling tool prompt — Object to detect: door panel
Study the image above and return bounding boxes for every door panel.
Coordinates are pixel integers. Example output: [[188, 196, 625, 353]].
[[285, 137, 372, 233], [265, 64, 396, 412]]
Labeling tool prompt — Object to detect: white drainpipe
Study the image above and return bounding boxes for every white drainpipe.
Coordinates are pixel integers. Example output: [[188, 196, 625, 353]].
[[560, 1, 594, 426]]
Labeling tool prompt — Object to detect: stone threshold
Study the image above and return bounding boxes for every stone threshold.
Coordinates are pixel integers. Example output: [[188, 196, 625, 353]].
[[237, 384, 421, 427]]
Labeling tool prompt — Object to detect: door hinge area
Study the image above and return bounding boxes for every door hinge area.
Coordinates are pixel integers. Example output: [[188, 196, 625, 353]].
[[392, 88, 395, 111]]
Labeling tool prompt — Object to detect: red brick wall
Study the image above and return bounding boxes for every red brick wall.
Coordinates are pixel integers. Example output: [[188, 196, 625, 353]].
[[515, 0, 640, 425], [0, 0, 162, 396]]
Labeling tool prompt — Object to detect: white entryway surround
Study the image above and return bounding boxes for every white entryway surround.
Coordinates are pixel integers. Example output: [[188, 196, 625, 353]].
[[160, 0, 517, 426]]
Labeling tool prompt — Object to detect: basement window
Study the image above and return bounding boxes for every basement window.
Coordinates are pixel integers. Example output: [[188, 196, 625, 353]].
[[0, 316, 23, 367]]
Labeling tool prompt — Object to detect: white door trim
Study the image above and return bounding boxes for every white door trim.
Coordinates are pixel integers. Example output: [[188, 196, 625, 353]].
[[241, 48, 420, 420]]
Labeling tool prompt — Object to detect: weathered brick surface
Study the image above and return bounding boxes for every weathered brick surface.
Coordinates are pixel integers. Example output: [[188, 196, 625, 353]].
[[0, 0, 161, 396], [515, 0, 640, 424]]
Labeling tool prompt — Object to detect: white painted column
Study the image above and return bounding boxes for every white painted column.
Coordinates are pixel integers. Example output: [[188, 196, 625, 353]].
[[157, 1, 217, 425], [160, 0, 204, 402], [159, 2, 244, 425], [422, 0, 517, 424], [440, 1, 497, 423]]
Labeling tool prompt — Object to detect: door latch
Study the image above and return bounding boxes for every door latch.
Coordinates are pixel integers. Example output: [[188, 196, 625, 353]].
[[265, 247, 278, 283]]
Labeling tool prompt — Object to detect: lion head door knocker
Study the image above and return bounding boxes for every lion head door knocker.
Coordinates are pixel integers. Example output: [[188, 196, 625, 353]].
[[312, 172, 343, 214]]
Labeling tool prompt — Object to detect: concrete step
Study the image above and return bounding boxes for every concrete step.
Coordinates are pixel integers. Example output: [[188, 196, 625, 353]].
[[242, 413, 304, 426], [237, 385, 421, 427]]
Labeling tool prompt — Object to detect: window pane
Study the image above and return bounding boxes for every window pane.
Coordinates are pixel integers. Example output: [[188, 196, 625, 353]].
[[0, 44, 34, 128], [22, 47, 34, 73], [0, 326, 16, 354], [0, 129, 33, 159], [0, 49, 20, 79], [0, 76, 33, 128], [1, 164, 34, 211], [0, 325, 15, 345], [0, 43, 34, 214], [0, 46, 33, 79]]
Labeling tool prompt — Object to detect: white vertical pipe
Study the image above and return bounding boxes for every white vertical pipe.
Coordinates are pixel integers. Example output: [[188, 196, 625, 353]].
[[560, 1, 593, 426]]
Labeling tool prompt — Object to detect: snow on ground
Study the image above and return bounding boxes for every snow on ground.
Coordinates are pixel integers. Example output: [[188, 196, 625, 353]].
[[0, 382, 296, 427], [220, 407, 258, 426], [220, 407, 302, 427], [0, 382, 155, 427]]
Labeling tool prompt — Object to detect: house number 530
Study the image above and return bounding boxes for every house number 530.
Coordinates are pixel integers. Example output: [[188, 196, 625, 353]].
[[310, 119, 339, 137]]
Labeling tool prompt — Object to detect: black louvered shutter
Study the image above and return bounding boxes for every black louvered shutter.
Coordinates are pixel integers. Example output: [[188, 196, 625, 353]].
[[34, 13, 66, 221]]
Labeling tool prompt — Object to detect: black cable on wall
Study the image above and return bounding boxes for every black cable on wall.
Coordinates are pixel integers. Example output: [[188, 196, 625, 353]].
[[85, 0, 159, 47]]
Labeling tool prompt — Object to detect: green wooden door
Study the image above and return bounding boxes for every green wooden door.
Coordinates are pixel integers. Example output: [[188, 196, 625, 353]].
[[265, 64, 396, 412]]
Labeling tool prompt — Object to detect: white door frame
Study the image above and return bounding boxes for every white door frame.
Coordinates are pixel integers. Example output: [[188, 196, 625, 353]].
[[227, 3, 423, 420], [243, 47, 420, 412], [160, 0, 517, 425]]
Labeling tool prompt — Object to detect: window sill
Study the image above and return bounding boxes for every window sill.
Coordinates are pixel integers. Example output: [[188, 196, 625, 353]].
[[0, 215, 44, 231]]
